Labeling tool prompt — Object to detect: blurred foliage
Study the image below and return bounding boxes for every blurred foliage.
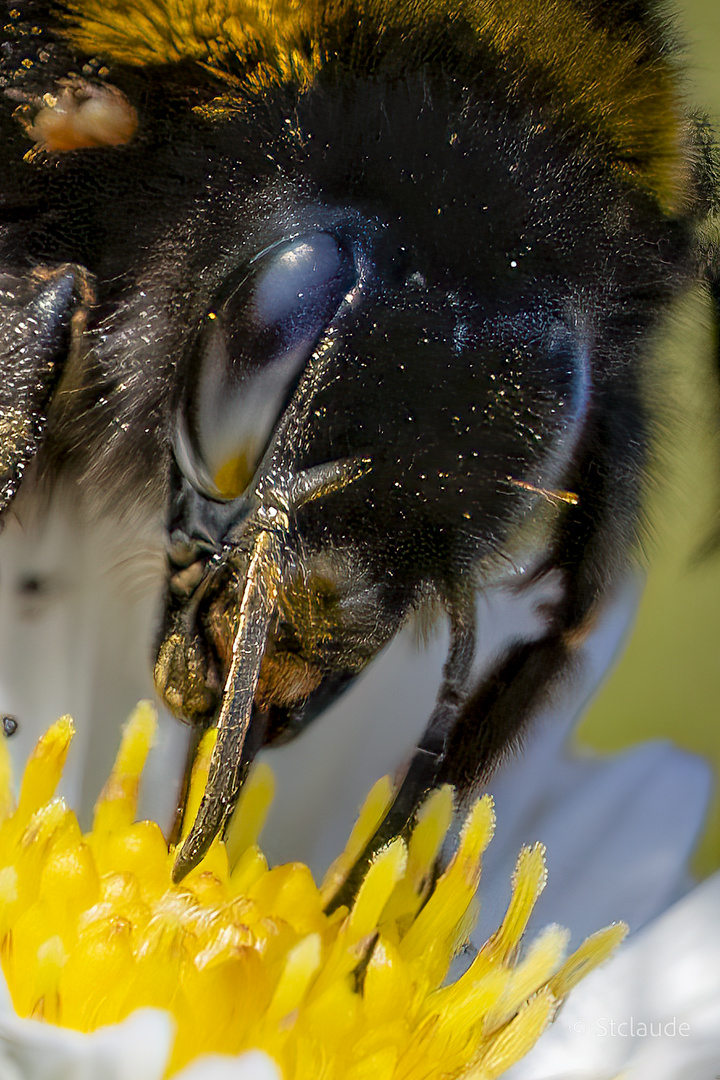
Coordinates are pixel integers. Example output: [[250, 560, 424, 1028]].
[[579, 0, 720, 875]]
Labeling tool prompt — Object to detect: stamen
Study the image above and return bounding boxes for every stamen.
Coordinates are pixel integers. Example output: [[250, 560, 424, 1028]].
[[0, 710, 627, 1078]]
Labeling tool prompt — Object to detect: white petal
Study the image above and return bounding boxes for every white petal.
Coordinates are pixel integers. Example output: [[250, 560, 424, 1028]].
[[471, 576, 711, 945], [0, 1008, 173, 1080], [508, 870, 720, 1080], [0, 498, 189, 831], [478, 734, 712, 946], [174, 1050, 282, 1080]]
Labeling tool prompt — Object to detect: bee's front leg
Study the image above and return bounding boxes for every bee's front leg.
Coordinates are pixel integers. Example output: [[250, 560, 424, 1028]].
[[0, 263, 91, 514]]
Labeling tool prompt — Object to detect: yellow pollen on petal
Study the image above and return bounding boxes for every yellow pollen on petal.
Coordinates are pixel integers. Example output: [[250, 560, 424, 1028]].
[[467, 988, 558, 1080], [264, 932, 322, 1027], [347, 838, 407, 943], [225, 761, 276, 867], [320, 774, 395, 904], [181, 727, 217, 844], [93, 701, 156, 836], [15, 717, 74, 829], [398, 796, 496, 982], [0, 711, 628, 1079], [550, 922, 629, 998], [477, 844, 549, 969], [407, 784, 455, 887], [381, 784, 456, 931]]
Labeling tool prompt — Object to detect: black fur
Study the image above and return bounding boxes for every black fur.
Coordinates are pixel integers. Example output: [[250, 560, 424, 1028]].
[[0, 0, 716, 890]]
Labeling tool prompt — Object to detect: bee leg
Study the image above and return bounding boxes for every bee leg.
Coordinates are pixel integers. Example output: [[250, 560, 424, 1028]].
[[0, 264, 91, 515], [323, 572, 599, 913], [437, 631, 579, 797], [323, 596, 478, 911]]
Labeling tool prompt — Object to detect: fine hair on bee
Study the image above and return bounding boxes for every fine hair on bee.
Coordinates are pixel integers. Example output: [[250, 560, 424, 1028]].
[[0, 0, 719, 904]]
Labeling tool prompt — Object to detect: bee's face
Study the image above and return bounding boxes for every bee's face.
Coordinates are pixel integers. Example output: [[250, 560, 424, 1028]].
[[0, 0, 712, 882], [132, 81, 592, 719]]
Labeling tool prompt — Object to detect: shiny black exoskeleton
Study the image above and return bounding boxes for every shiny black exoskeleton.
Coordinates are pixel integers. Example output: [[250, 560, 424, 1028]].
[[0, 0, 718, 901]]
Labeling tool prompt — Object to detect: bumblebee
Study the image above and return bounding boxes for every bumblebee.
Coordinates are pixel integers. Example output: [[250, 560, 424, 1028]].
[[0, 0, 717, 903]]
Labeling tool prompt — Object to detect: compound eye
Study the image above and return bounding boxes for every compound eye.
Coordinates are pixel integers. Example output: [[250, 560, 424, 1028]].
[[177, 232, 356, 500]]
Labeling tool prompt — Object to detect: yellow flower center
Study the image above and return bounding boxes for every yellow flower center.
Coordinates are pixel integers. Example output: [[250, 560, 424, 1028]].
[[0, 704, 626, 1078]]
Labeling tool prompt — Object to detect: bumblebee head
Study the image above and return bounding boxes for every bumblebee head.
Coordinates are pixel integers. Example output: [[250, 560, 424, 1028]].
[[0, 0, 710, 871]]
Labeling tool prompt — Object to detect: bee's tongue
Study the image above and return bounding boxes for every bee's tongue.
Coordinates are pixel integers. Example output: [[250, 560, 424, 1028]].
[[172, 527, 281, 882]]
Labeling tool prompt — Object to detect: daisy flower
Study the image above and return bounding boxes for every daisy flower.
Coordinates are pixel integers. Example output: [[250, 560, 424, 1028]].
[[0, 703, 626, 1080], [0, 501, 715, 1078]]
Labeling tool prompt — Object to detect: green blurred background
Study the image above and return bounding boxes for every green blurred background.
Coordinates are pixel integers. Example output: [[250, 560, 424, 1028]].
[[579, 0, 720, 874]]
